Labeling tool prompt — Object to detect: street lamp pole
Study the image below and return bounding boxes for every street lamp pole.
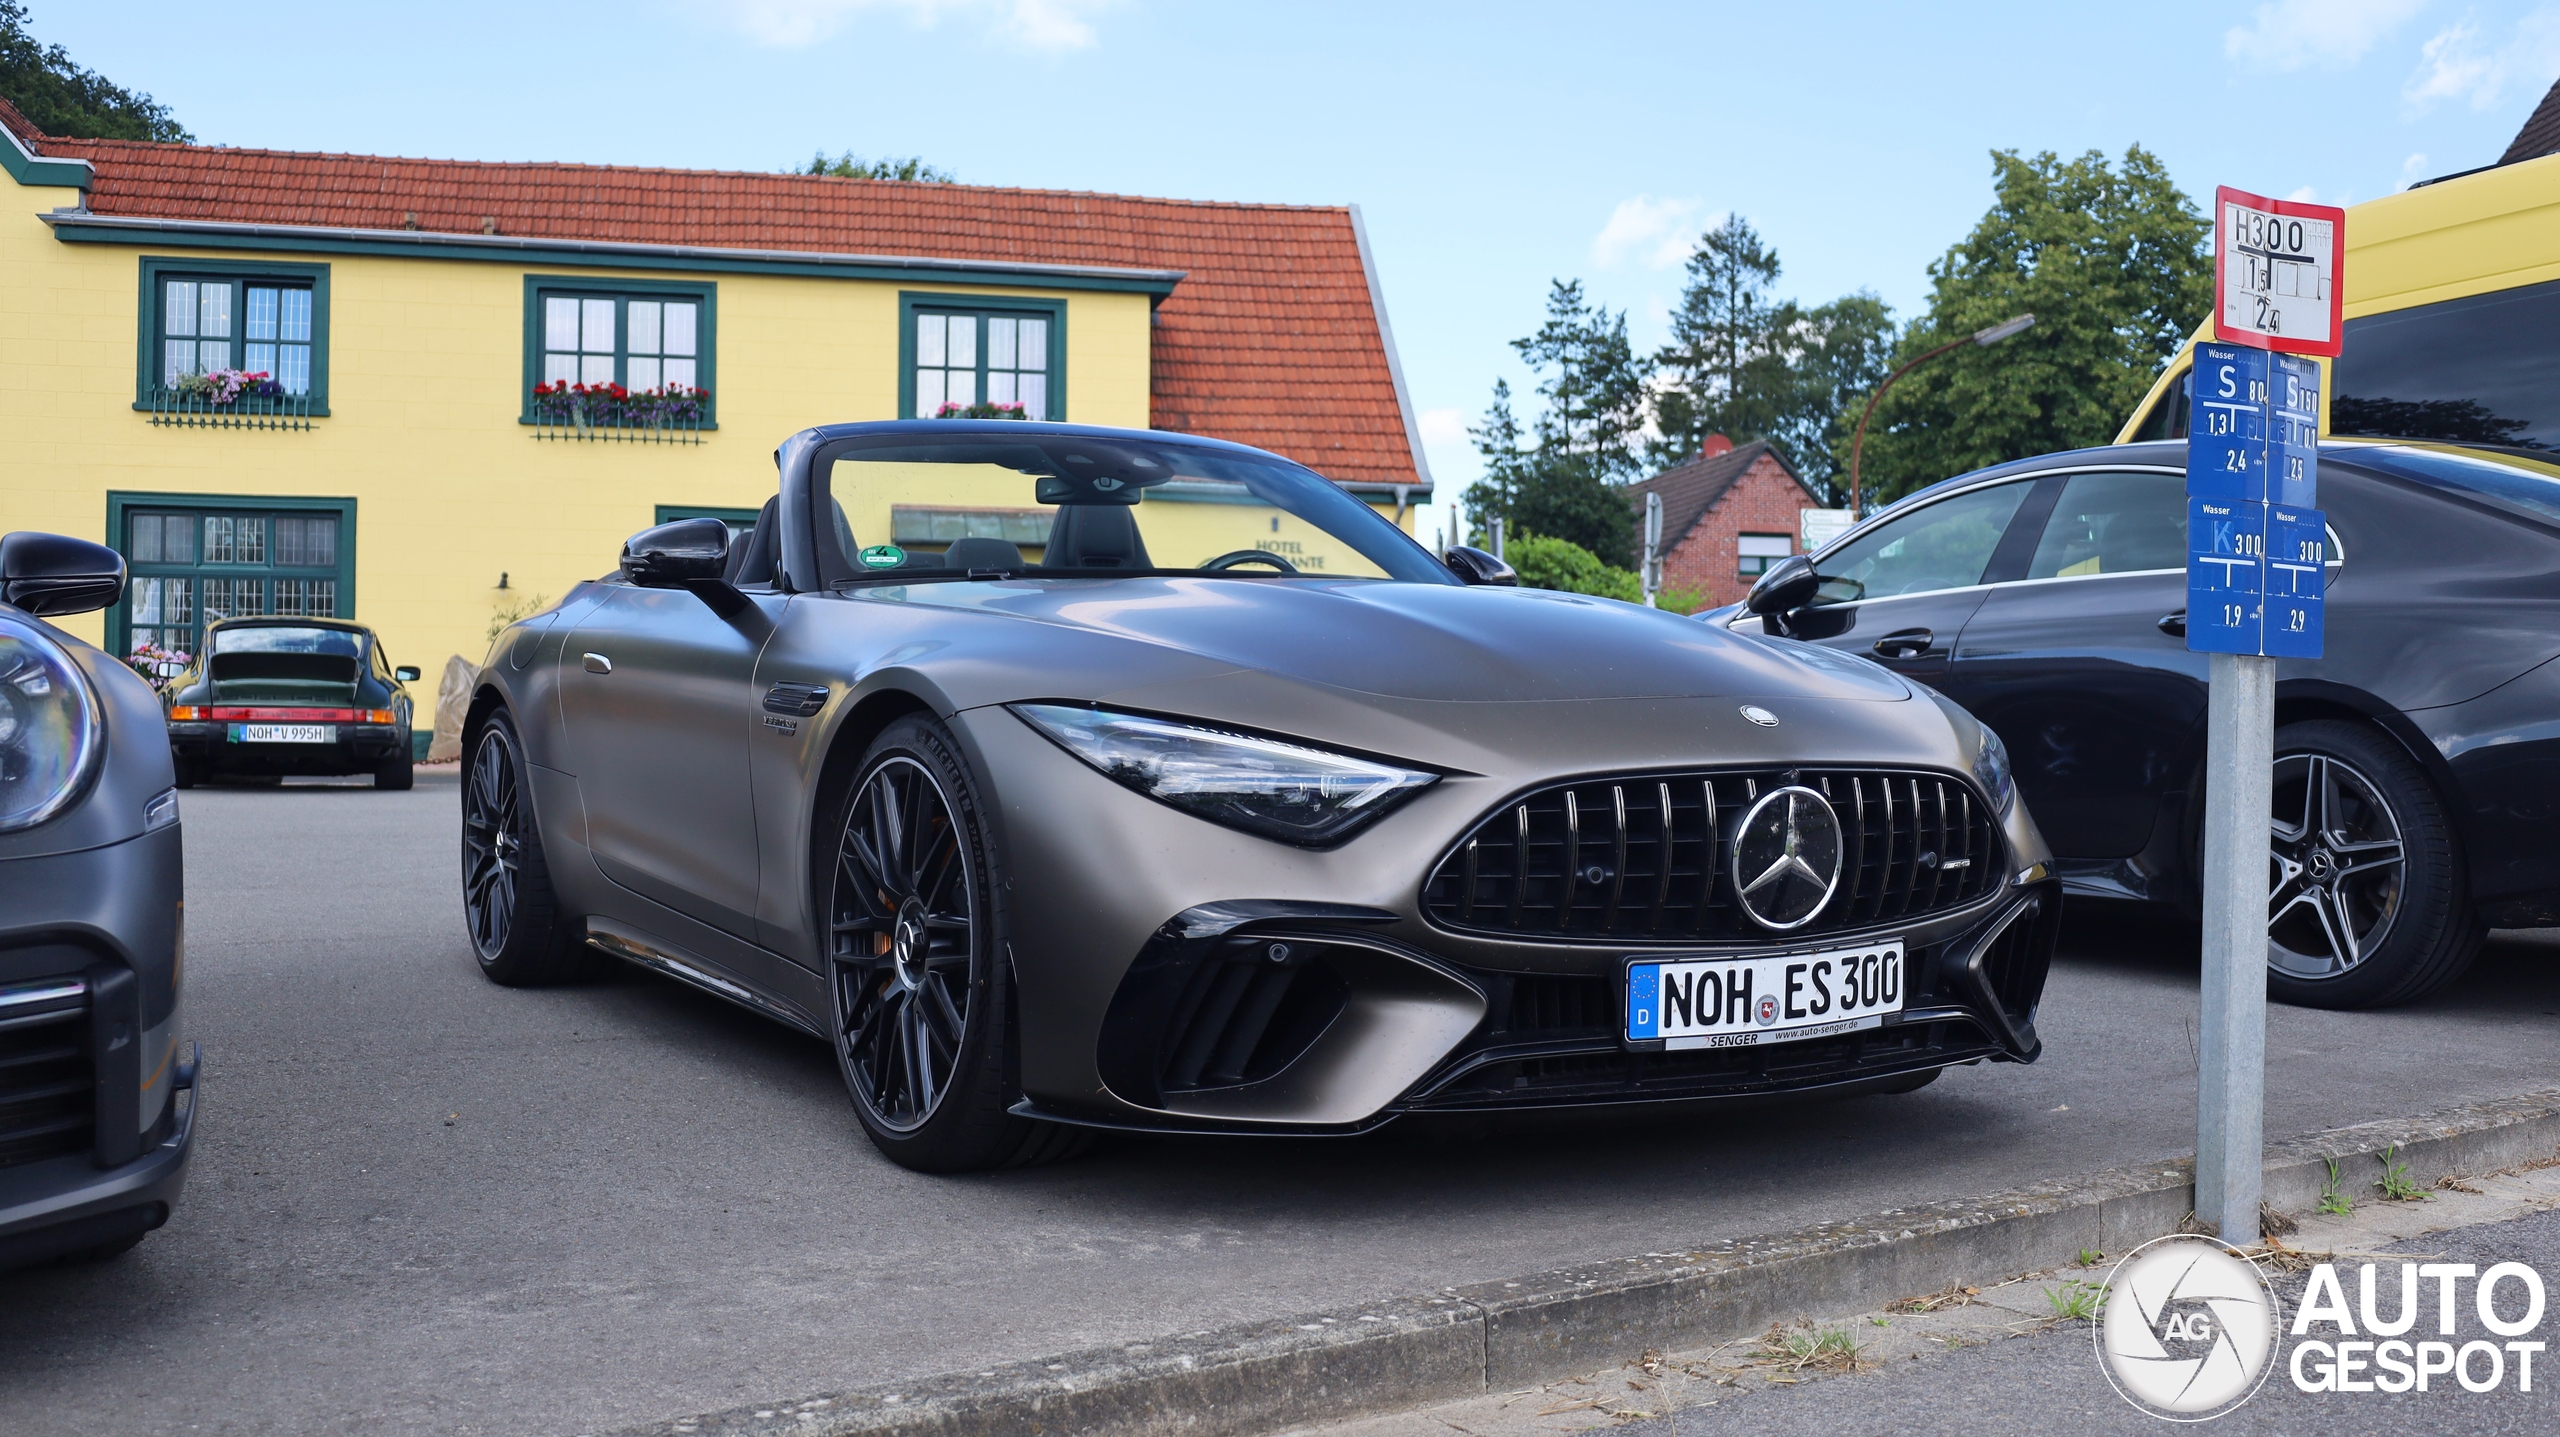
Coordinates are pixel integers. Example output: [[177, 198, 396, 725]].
[[1847, 313, 2036, 517]]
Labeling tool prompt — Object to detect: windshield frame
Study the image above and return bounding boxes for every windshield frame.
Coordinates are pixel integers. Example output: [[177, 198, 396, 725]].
[[801, 425, 1457, 590]]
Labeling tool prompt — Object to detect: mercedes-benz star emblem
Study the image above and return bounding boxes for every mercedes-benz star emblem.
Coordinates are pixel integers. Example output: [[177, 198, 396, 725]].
[[1730, 786, 1843, 930]]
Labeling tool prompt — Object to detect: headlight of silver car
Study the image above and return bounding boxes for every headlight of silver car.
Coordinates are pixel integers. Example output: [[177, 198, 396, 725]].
[[1971, 719, 2016, 818], [1011, 703, 1438, 845], [0, 613, 104, 833]]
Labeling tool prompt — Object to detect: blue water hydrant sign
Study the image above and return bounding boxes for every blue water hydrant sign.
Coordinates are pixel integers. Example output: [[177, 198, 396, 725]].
[[2187, 186, 2341, 658]]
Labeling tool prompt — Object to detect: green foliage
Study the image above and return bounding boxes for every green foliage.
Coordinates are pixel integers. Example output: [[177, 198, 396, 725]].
[[1650, 218, 1896, 499], [1505, 532, 1640, 603], [0, 1, 189, 142], [2318, 1156, 2354, 1215], [802, 151, 955, 183], [1848, 146, 2212, 506], [2375, 1144, 2428, 1202], [1464, 281, 1654, 567], [2046, 1279, 2108, 1322]]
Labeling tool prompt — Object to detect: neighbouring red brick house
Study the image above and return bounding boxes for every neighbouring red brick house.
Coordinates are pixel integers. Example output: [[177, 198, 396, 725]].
[[1627, 436, 1821, 609]]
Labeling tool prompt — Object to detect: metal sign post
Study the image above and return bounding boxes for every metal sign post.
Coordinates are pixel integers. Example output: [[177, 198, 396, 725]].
[[2188, 187, 2343, 1244], [1642, 492, 1664, 608]]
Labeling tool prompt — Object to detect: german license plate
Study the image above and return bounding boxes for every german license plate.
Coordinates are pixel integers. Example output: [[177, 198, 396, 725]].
[[230, 723, 334, 744], [1626, 941, 1904, 1049]]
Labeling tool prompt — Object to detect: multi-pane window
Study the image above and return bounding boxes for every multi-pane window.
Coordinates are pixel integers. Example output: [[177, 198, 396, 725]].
[[1737, 533, 1794, 577], [541, 293, 700, 391], [158, 277, 314, 392], [119, 507, 344, 661], [913, 309, 1052, 418]]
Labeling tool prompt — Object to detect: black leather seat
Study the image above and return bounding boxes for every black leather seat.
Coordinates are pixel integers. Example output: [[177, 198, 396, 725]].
[[1043, 505, 1152, 569], [725, 497, 782, 588]]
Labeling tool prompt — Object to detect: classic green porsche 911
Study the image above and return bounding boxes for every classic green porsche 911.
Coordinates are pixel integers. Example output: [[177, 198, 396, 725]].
[[160, 617, 421, 789]]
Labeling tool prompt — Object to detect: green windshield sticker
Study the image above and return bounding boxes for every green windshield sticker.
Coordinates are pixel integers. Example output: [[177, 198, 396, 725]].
[[859, 544, 906, 570]]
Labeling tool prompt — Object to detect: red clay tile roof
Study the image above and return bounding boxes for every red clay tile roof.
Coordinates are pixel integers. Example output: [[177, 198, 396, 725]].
[[1626, 440, 1812, 546], [20, 125, 1425, 489]]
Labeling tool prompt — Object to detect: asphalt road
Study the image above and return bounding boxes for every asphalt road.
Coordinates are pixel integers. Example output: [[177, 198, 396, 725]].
[[4, 770, 2558, 1436]]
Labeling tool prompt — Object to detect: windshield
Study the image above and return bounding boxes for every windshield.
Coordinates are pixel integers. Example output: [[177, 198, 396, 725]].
[[211, 626, 363, 658], [2345, 444, 2560, 528], [824, 433, 1451, 584]]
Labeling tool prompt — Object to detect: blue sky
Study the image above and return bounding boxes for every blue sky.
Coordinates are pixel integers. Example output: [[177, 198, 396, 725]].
[[42, 1, 2560, 531]]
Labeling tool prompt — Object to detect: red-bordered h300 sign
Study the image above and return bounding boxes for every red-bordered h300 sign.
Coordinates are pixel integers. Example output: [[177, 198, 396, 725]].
[[2212, 186, 2345, 357]]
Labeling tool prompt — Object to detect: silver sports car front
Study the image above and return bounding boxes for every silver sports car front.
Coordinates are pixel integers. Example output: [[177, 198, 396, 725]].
[[464, 422, 2058, 1172]]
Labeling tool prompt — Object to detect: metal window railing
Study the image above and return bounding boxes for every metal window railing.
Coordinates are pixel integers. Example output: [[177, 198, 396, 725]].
[[145, 387, 316, 431], [528, 398, 709, 445]]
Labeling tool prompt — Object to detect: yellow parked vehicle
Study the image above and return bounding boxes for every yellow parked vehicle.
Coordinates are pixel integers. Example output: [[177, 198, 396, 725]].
[[2118, 151, 2560, 449]]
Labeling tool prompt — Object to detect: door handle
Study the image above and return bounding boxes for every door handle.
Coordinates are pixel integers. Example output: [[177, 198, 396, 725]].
[[1871, 628, 1934, 660], [2157, 611, 2187, 638], [582, 652, 613, 674]]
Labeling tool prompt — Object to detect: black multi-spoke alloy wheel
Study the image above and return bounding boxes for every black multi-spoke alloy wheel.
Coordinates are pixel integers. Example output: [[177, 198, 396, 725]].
[[462, 710, 586, 985], [2265, 720, 2480, 1009], [825, 714, 1086, 1172]]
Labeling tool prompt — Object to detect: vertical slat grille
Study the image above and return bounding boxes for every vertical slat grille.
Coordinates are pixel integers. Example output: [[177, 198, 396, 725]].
[[1422, 768, 2003, 943], [0, 977, 94, 1171]]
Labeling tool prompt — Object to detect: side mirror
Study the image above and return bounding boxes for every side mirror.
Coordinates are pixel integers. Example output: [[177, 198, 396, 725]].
[[621, 517, 731, 587], [1443, 546, 1518, 587], [1745, 553, 1820, 615], [0, 531, 127, 617], [394, 665, 422, 682]]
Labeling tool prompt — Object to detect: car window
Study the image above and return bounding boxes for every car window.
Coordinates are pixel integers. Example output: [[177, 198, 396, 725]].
[[2346, 443, 2560, 527], [210, 626, 362, 658], [821, 434, 1450, 584], [2023, 471, 2186, 579], [1810, 480, 2032, 607], [2331, 278, 2560, 450]]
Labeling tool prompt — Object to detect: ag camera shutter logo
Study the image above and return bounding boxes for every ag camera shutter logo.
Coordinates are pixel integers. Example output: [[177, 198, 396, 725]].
[[2096, 1234, 2282, 1421]]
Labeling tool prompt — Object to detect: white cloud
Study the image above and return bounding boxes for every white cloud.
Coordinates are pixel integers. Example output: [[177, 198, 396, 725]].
[[1417, 407, 1467, 447], [2224, 0, 2425, 71], [725, 0, 1114, 50], [2285, 184, 2353, 205], [2405, 7, 2560, 113], [1591, 196, 1713, 270], [2400, 151, 2432, 187]]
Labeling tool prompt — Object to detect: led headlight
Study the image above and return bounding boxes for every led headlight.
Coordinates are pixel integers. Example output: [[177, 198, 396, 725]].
[[0, 614, 104, 833], [1971, 719, 2016, 818], [1012, 703, 1437, 846]]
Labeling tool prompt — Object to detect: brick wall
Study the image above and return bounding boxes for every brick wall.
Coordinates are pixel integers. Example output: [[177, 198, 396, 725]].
[[1659, 454, 1816, 609]]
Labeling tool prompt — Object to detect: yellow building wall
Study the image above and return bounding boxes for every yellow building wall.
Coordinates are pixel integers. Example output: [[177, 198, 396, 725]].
[[0, 183, 1157, 683]]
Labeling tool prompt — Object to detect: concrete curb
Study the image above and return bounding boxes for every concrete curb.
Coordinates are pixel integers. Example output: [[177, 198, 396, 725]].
[[614, 1088, 2560, 1437]]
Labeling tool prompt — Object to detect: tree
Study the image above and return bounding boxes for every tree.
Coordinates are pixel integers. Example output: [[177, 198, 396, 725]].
[[0, 2, 187, 142], [803, 151, 955, 183], [1505, 532, 1640, 603], [1649, 217, 1895, 502], [1847, 147, 2212, 504], [1462, 281, 1651, 566]]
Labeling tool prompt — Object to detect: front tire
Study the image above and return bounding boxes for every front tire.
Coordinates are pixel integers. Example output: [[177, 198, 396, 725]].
[[2264, 720, 2480, 1009], [462, 710, 586, 986], [824, 714, 1086, 1173]]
